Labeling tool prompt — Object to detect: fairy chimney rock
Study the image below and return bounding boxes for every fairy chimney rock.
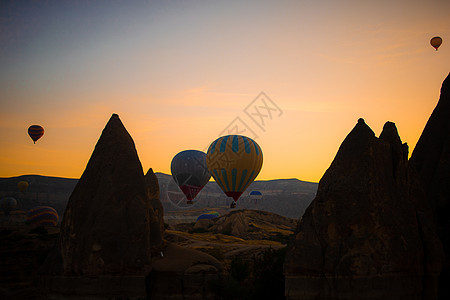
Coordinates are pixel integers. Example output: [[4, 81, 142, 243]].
[[410, 72, 450, 298], [284, 118, 443, 300], [145, 167, 165, 251], [59, 113, 153, 276]]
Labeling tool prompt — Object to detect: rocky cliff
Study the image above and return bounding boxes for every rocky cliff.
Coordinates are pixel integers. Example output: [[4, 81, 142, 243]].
[[284, 118, 443, 300], [410, 72, 450, 299]]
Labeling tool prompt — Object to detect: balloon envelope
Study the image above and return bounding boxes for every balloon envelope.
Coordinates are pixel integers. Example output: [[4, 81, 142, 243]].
[[249, 190, 263, 202], [1, 197, 17, 215], [197, 211, 219, 221], [27, 206, 59, 226], [17, 181, 29, 192], [430, 36, 442, 50], [28, 125, 44, 143], [206, 135, 263, 202], [171, 150, 211, 203]]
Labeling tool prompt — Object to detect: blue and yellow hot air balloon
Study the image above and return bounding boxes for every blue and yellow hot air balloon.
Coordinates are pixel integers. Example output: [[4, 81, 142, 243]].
[[28, 125, 44, 144], [206, 135, 263, 207], [171, 150, 211, 204], [27, 206, 59, 226]]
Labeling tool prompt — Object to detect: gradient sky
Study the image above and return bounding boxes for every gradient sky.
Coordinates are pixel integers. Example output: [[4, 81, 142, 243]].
[[1, 0, 449, 183]]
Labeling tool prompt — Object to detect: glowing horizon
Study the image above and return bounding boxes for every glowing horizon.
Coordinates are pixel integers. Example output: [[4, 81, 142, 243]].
[[1, 0, 449, 183]]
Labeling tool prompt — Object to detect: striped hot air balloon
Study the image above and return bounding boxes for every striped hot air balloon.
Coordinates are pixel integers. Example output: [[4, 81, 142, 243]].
[[430, 36, 442, 51], [206, 135, 263, 205], [28, 125, 44, 144], [27, 206, 59, 226]]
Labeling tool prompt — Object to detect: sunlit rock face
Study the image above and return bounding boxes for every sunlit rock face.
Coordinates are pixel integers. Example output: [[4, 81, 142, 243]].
[[59, 113, 153, 276], [284, 118, 443, 300], [410, 72, 450, 299]]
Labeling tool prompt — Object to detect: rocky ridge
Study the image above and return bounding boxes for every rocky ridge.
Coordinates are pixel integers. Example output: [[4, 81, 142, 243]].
[[284, 117, 444, 300]]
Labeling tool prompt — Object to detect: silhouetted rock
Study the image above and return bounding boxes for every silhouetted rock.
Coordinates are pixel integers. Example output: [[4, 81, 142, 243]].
[[59, 113, 153, 276], [410, 72, 450, 299], [149, 242, 222, 299], [145, 168, 165, 253], [284, 118, 443, 300], [40, 114, 222, 299]]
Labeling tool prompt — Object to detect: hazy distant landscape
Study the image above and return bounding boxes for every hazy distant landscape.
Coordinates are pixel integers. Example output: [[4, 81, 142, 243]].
[[0, 173, 317, 220]]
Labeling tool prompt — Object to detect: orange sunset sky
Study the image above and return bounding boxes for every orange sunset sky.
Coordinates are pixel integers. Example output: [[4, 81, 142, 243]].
[[1, 0, 449, 183]]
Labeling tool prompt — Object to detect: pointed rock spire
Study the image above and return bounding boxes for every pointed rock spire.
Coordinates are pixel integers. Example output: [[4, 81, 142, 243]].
[[285, 118, 443, 299], [144, 168, 165, 252], [410, 72, 450, 298], [59, 114, 153, 275]]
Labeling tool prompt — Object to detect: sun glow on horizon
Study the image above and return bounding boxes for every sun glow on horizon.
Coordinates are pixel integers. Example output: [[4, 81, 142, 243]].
[[1, 0, 449, 183]]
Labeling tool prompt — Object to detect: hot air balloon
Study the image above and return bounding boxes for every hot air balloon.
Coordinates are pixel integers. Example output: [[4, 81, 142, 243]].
[[430, 36, 442, 51], [206, 135, 263, 208], [27, 206, 59, 226], [1, 197, 17, 216], [171, 150, 211, 204], [196, 211, 219, 221], [249, 190, 263, 203], [17, 181, 29, 193], [28, 125, 44, 144]]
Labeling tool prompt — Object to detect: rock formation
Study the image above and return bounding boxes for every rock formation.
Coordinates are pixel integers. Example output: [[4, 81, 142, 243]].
[[410, 72, 450, 299], [59, 113, 153, 276], [284, 118, 443, 300], [145, 168, 165, 253], [208, 209, 296, 240], [40, 113, 222, 299]]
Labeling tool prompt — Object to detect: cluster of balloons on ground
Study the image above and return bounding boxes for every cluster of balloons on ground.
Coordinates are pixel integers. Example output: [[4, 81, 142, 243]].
[[1, 197, 58, 227], [1, 180, 59, 226], [171, 134, 263, 208]]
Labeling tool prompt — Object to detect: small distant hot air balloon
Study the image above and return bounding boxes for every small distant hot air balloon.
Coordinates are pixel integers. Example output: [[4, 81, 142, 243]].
[[196, 211, 219, 221], [17, 181, 29, 193], [1, 197, 17, 216], [249, 190, 263, 203], [171, 150, 211, 204], [430, 36, 442, 51], [28, 125, 44, 144], [206, 135, 263, 208], [27, 206, 59, 226]]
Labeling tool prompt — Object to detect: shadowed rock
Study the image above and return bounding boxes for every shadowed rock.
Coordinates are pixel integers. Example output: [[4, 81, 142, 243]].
[[284, 118, 443, 300], [145, 167, 165, 253], [207, 209, 296, 240], [59, 113, 153, 276], [410, 72, 450, 299], [40, 113, 222, 299]]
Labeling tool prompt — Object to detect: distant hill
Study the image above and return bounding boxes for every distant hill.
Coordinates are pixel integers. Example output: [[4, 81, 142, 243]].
[[0, 173, 318, 219], [156, 172, 317, 219]]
